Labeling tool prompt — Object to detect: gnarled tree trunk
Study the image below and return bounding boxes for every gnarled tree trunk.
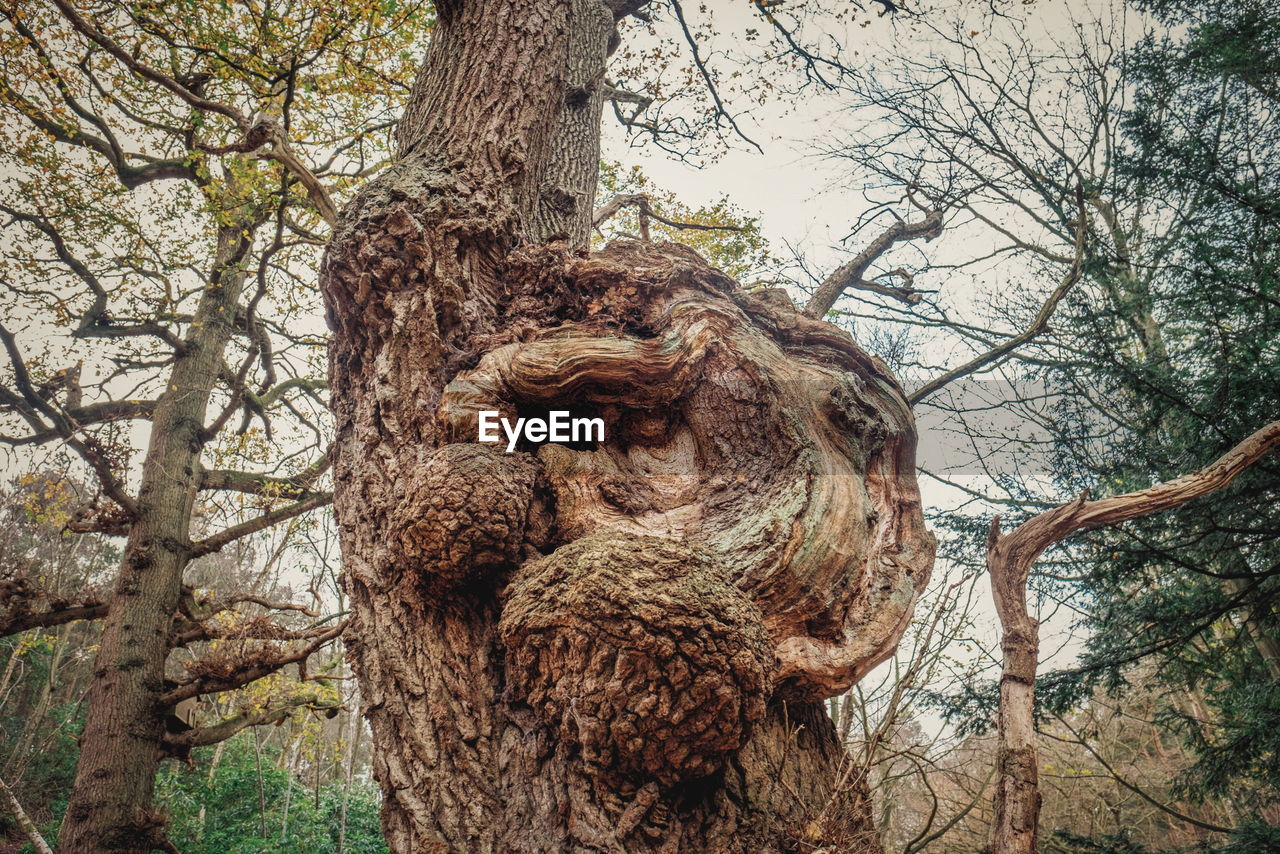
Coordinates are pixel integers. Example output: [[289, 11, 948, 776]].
[[320, 2, 934, 851]]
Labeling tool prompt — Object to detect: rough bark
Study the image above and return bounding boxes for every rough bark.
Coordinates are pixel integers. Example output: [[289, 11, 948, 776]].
[[531, 0, 615, 247], [321, 2, 934, 851], [986, 419, 1280, 854], [58, 226, 250, 854]]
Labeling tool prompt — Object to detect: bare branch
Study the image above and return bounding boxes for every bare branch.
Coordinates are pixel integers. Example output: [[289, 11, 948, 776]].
[[0, 69, 189, 189], [48, 0, 248, 127], [804, 208, 943, 319], [189, 492, 333, 558], [994, 419, 1280, 578], [178, 586, 320, 624], [0, 321, 138, 515], [160, 622, 346, 705], [667, 0, 763, 153], [909, 186, 1086, 406], [0, 206, 185, 350], [47, 0, 336, 225], [0, 776, 53, 854], [603, 81, 652, 106], [8, 400, 157, 447], [592, 193, 746, 234], [1046, 714, 1231, 834]]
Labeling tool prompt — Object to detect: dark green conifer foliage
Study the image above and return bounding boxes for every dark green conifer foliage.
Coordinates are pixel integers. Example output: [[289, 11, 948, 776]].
[[1036, 0, 1280, 834]]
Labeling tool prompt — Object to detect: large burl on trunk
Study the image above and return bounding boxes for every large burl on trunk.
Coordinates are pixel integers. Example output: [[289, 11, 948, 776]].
[[320, 2, 933, 851]]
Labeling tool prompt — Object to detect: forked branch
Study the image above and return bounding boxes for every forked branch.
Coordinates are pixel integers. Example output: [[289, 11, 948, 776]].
[[592, 193, 746, 238], [910, 184, 1086, 406], [986, 417, 1280, 854], [189, 491, 333, 558], [160, 621, 347, 706], [48, 0, 337, 225], [804, 208, 943, 319]]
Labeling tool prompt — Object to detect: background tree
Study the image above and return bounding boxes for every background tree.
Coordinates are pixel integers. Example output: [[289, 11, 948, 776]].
[[0, 473, 114, 849], [819, 1, 1280, 848], [0, 1, 432, 849], [0, 469, 389, 853], [1044, 0, 1280, 832], [985, 420, 1280, 854]]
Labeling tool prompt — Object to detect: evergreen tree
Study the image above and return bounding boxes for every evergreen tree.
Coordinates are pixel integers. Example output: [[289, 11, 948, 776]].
[[1040, 0, 1280, 832]]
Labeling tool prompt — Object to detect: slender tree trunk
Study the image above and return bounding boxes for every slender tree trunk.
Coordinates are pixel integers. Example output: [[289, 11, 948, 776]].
[[336, 679, 361, 854], [1, 775, 53, 854], [58, 226, 251, 854], [321, 2, 934, 851], [0, 641, 19, 704], [254, 728, 268, 838], [985, 420, 1280, 854], [3, 625, 67, 783], [987, 547, 1041, 854], [281, 741, 294, 842], [195, 737, 228, 843]]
